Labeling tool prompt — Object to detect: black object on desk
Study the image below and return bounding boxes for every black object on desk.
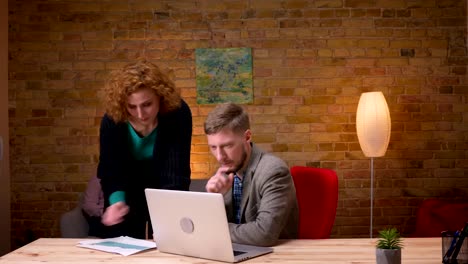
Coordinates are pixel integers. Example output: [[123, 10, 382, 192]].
[[442, 222, 468, 264], [452, 223, 468, 260]]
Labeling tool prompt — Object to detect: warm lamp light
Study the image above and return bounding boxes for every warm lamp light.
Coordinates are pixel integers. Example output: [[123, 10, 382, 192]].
[[356, 92, 391, 157], [356, 91, 391, 238]]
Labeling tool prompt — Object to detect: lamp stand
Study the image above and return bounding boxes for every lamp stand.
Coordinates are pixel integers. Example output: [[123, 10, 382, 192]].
[[370, 157, 374, 239]]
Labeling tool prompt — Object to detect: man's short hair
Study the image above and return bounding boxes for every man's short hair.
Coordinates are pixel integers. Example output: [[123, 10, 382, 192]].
[[204, 103, 250, 135]]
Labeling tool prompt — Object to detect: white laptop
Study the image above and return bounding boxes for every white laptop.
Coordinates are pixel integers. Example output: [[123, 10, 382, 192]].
[[144, 188, 273, 263]]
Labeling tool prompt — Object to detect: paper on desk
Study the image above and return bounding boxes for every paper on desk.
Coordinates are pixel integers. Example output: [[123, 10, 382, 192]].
[[77, 236, 157, 256]]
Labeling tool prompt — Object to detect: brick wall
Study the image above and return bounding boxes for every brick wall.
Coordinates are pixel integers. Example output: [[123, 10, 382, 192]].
[[8, 0, 467, 248]]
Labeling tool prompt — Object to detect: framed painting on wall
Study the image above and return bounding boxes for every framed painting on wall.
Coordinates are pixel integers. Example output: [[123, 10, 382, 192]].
[[195, 47, 253, 104]]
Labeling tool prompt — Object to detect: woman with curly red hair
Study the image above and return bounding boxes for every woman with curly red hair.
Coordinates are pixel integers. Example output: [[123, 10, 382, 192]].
[[96, 60, 192, 238]]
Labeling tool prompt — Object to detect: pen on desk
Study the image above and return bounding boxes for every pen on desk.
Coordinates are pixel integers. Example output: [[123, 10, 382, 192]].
[[443, 230, 460, 263], [451, 222, 468, 261]]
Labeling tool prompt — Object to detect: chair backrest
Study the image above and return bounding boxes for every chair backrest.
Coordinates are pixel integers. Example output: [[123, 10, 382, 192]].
[[413, 198, 468, 237], [189, 179, 208, 192], [290, 166, 338, 239], [60, 193, 89, 238]]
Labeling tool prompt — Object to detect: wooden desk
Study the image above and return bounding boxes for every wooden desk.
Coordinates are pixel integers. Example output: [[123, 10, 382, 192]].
[[0, 237, 440, 263]]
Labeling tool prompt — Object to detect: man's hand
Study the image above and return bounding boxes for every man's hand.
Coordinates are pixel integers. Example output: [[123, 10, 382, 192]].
[[205, 168, 234, 194], [101, 201, 130, 226]]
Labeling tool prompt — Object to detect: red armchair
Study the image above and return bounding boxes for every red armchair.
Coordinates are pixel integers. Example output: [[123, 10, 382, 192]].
[[413, 198, 468, 237], [290, 166, 339, 239]]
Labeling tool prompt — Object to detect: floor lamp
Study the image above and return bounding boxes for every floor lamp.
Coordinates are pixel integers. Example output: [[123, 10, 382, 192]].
[[356, 92, 391, 238]]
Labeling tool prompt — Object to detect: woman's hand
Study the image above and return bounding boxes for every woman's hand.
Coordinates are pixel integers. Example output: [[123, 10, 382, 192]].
[[101, 201, 130, 226]]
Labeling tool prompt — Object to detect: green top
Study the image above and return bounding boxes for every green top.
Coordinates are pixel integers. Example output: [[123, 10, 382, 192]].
[[108, 123, 158, 205], [127, 122, 158, 160]]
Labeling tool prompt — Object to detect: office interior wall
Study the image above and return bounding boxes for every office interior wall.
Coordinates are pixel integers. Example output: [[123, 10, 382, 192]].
[[7, 0, 468, 247]]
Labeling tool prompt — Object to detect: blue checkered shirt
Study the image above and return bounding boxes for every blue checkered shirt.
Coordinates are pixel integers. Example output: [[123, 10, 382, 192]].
[[232, 175, 243, 224]]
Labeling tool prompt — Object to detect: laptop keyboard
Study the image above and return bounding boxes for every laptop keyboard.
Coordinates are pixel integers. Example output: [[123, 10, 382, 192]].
[[233, 250, 247, 256]]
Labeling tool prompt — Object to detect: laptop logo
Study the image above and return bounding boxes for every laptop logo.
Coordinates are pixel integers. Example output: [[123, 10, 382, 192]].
[[180, 217, 194, 234]]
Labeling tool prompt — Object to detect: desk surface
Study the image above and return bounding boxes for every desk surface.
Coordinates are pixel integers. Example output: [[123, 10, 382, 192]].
[[0, 237, 440, 263]]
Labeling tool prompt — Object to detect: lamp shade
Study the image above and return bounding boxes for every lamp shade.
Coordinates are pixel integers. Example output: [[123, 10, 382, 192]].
[[356, 91, 391, 157]]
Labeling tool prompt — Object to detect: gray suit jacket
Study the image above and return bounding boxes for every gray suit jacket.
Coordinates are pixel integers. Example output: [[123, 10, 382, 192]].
[[224, 143, 299, 246]]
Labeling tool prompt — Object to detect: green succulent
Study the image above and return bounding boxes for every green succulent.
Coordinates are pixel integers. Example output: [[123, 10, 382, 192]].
[[376, 227, 403, 249]]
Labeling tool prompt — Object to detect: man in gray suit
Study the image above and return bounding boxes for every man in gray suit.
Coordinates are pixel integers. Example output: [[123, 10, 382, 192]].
[[204, 103, 299, 247]]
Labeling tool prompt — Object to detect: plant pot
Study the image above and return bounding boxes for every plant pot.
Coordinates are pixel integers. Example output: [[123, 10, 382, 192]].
[[376, 248, 401, 264]]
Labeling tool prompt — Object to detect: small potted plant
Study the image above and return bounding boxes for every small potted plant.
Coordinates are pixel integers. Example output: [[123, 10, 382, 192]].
[[376, 227, 403, 264]]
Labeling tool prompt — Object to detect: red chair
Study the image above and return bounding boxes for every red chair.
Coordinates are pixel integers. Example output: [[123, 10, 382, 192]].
[[290, 166, 339, 239], [413, 198, 468, 237]]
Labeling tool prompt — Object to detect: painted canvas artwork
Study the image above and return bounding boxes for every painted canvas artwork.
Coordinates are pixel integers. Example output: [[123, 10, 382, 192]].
[[195, 47, 253, 104]]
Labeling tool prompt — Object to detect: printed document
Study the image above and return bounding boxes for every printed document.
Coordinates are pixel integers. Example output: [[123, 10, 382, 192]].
[[77, 236, 157, 256]]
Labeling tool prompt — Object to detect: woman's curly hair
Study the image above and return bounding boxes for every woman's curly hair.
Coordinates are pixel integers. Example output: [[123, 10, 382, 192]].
[[102, 60, 181, 123]]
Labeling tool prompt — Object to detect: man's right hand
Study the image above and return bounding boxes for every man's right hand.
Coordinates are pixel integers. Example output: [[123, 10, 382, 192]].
[[101, 201, 130, 226], [205, 168, 234, 194]]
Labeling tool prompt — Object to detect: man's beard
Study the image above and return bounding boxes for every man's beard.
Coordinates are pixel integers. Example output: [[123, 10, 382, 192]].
[[227, 146, 248, 174]]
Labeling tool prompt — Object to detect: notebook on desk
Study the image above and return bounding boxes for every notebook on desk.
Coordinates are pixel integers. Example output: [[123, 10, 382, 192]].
[[144, 188, 273, 263]]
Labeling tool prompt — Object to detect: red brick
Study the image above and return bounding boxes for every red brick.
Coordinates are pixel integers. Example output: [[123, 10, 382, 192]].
[[345, 0, 375, 8], [8, 0, 468, 245]]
